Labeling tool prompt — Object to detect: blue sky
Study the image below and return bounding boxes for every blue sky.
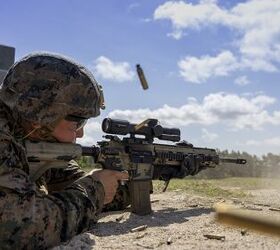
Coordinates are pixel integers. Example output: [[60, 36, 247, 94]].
[[1, 0, 280, 156]]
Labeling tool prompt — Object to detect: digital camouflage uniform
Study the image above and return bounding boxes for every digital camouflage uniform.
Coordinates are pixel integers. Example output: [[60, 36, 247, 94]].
[[0, 53, 107, 249]]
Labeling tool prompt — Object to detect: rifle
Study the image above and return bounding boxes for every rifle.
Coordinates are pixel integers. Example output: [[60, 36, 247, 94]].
[[25, 118, 246, 215]]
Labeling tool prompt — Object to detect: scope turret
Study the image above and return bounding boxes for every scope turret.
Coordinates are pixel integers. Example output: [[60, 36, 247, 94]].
[[102, 118, 180, 142]]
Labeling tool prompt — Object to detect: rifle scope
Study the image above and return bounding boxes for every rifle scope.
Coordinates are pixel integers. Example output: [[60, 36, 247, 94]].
[[102, 118, 181, 142]]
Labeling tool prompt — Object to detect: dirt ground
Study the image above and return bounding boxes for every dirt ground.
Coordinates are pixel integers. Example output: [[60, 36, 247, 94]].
[[52, 186, 280, 250]]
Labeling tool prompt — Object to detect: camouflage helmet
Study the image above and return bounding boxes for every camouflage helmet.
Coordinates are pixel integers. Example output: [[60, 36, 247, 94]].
[[0, 52, 105, 127]]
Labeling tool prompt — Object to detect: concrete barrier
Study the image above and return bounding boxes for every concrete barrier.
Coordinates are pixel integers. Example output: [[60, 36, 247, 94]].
[[0, 44, 15, 84]]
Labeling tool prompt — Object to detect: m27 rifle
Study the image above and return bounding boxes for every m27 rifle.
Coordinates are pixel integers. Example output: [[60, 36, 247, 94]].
[[25, 118, 246, 215]]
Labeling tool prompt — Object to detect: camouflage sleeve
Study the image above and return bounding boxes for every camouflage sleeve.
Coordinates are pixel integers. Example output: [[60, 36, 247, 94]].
[[0, 168, 105, 249], [102, 184, 131, 212], [46, 161, 131, 212], [45, 160, 86, 192]]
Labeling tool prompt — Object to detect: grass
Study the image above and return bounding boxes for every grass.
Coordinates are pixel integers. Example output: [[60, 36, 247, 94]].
[[81, 164, 280, 199], [153, 179, 247, 198], [152, 177, 280, 199], [206, 177, 280, 190]]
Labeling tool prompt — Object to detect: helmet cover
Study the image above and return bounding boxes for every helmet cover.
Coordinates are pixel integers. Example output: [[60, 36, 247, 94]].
[[0, 52, 105, 126]]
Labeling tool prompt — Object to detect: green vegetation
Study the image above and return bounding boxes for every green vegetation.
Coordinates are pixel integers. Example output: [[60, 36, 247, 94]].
[[77, 156, 103, 172], [153, 178, 247, 198], [197, 150, 280, 178], [77, 156, 94, 171], [153, 177, 280, 198], [209, 177, 280, 190]]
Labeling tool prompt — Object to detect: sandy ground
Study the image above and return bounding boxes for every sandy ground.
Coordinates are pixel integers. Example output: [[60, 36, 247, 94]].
[[52, 188, 280, 250]]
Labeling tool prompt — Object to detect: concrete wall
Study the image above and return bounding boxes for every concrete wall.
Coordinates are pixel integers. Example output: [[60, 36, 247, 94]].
[[0, 69, 7, 84], [0, 44, 15, 84]]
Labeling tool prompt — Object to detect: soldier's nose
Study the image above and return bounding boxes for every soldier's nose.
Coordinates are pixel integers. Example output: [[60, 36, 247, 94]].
[[76, 127, 84, 138]]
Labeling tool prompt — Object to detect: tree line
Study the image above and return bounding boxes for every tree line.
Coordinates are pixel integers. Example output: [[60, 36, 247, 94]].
[[196, 150, 280, 179]]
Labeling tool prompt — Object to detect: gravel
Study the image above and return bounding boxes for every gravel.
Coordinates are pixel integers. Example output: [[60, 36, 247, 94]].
[[53, 189, 280, 250]]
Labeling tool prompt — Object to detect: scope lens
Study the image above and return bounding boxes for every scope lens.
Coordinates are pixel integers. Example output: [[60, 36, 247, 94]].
[[153, 125, 163, 137], [102, 118, 111, 132]]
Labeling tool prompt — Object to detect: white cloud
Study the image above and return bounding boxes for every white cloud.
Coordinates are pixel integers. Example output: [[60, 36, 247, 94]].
[[167, 30, 184, 40], [178, 51, 238, 83], [76, 121, 102, 145], [141, 18, 152, 23], [154, 0, 280, 77], [84, 121, 101, 132], [108, 92, 280, 130], [246, 137, 280, 147], [108, 103, 216, 127], [251, 95, 275, 108], [154, 0, 225, 39], [201, 128, 218, 142], [234, 75, 250, 86], [128, 3, 140, 12], [91, 56, 134, 82]]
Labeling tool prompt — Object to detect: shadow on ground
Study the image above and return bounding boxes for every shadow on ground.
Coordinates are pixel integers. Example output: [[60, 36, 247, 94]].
[[93, 207, 212, 237]]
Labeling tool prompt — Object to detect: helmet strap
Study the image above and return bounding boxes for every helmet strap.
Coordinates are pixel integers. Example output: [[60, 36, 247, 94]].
[[21, 126, 40, 140], [20, 120, 59, 142]]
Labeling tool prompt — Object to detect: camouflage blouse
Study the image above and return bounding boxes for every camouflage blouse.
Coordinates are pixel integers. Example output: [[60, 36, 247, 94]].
[[0, 104, 105, 249]]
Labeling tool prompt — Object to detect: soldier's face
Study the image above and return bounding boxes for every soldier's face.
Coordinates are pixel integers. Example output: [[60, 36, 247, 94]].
[[51, 119, 84, 143]]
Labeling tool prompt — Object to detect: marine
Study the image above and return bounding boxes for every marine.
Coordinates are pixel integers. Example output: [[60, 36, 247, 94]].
[[0, 52, 128, 249]]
